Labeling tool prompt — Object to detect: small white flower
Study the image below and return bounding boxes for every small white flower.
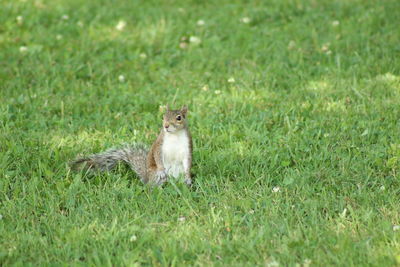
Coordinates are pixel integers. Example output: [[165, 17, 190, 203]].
[[393, 225, 400, 231], [249, 209, 255, 214], [118, 75, 125, 82], [116, 20, 127, 31], [332, 20, 340, 27], [130, 235, 137, 241], [202, 85, 209, 91], [0, 214, 3, 220], [139, 53, 147, 59], [77, 21, 84, 27], [272, 186, 280, 193], [16, 16, 23, 25], [379, 185, 385, 191], [227, 77, 235, 83], [197, 19, 205, 26], [56, 34, 63, 40], [321, 43, 330, 52], [178, 216, 186, 222], [241, 17, 251, 24], [61, 14, 69, 20], [303, 259, 312, 267], [189, 36, 201, 45], [19, 46, 28, 53], [214, 90, 221, 95], [288, 40, 296, 49]]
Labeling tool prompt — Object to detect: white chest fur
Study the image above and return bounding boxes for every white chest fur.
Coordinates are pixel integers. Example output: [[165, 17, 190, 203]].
[[162, 130, 190, 178]]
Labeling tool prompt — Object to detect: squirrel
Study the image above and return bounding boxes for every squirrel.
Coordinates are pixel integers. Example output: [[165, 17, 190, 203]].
[[71, 105, 193, 186]]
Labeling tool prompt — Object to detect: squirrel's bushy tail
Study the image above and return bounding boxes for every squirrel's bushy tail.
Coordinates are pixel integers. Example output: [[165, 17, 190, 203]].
[[70, 144, 148, 181]]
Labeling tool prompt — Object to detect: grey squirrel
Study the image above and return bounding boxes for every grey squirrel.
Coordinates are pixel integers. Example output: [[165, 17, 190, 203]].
[[71, 105, 193, 186]]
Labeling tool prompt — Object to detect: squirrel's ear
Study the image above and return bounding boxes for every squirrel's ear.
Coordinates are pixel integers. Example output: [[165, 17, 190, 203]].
[[181, 105, 188, 115]]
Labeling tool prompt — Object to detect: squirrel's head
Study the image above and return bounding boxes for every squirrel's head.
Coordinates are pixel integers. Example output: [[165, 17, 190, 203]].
[[163, 105, 188, 133]]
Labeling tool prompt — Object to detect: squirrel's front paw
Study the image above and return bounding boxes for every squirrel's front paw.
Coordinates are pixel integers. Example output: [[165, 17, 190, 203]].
[[184, 178, 192, 187], [154, 170, 167, 186]]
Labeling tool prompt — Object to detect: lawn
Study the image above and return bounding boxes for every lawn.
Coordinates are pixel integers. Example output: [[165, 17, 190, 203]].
[[1, 0, 400, 265]]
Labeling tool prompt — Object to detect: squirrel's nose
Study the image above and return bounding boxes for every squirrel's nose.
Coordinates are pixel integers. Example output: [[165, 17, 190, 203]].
[[165, 124, 169, 129]]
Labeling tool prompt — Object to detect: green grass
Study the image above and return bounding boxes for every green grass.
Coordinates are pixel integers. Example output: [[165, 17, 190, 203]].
[[1, 0, 400, 265]]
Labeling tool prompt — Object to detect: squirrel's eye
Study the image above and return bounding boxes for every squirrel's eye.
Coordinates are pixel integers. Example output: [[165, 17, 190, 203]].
[[176, 115, 182, 121]]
